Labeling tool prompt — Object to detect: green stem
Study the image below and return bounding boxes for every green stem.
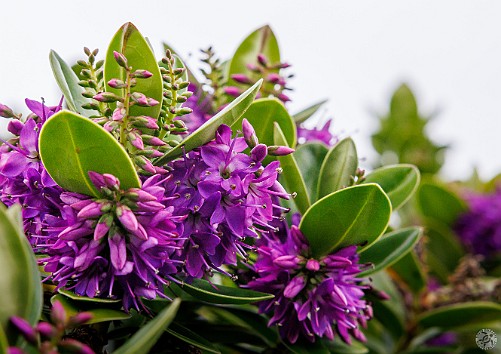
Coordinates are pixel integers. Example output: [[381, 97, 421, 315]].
[[119, 69, 132, 146]]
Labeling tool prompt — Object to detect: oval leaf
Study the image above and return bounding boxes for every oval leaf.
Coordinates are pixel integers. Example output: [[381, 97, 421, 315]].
[[299, 184, 391, 258], [178, 278, 274, 305], [417, 302, 501, 329], [293, 99, 328, 124], [0, 205, 42, 343], [359, 227, 423, 276], [166, 323, 221, 354], [50, 50, 93, 117], [39, 110, 140, 197], [274, 123, 310, 214], [114, 298, 181, 354], [417, 182, 467, 226], [104, 22, 163, 118], [317, 138, 358, 199], [390, 251, 427, 294], [364, 164, 420, 210], [58, 288, 121, 304], [228, 25, 280, 87], [294, 142, 328, 201], [234, 98, 296, 148], [154, 79, 262, 164]]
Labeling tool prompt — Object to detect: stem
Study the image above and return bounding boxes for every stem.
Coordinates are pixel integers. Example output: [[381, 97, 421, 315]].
[[119, 68, 132, 146], [158, 58, 177, 141]]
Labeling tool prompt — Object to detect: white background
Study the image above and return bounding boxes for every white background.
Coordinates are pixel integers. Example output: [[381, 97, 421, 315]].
[[1, 1, 500, 181]]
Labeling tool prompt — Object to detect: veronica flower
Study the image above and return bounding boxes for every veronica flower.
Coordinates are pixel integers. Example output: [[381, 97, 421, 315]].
[[248, 225, 372, 344], [454, 188, 501, 258], [164, 120, 291, 279], [297, 119, 337, 146], [43, 172, 185, 310]]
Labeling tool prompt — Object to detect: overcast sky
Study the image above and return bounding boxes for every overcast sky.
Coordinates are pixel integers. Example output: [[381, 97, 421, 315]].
[[1, 1, 500, 181]]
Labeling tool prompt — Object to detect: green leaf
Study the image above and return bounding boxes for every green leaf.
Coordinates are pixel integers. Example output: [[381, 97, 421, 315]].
[[299, 184, 391, 258], [359, 227, 423, 276], [177, 278, 274, 305], [417, 302, 501, 329], [0, 205, 42, 343], [39, 110, 140, 197], [154, 79, 262, 164], [292, 99, 328, 124], [51, 295, 130, 324], [273, 123, 310, 215], [294, 142, 328, 201], [114, 298, 181, 354], [417, 182, 467, 226], [58, 288, 121, 304], [104, 22, 163, 118], [317, 138, 358, 200], [49, 50, 93, 117], [228, 25, 280, 87], [166, 323, 220, 354], [390, 251, 426, 293], [364, 164, 420, 211], [0, 325, 7, 354], [324, 339, 368, 353], [234, 98, 296, 148]]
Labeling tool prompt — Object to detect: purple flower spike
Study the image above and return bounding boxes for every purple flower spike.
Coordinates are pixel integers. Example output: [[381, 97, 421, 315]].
[[248, 225, 372, 344]]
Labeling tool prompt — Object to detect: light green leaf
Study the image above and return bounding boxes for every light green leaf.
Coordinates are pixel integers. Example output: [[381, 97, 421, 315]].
[[292, 99, 328, 124], [177, 278, 273, 305], [114, 298, 181, 354], [273, 123, 310, 214], [39, 110, 140, 197], [294, 142, 328, 201], [51, 295, 130, 325], [0, 205, 42, 343], [0, 325, 7, 354], [359, 227, 423, 276], [364, 164, 420, 210], [166, 323, 220, 354], [228, 25, 280, 87], [417, 182, 467, 226], [104, 22, 163, 118], [154, 79, 262, 165], [317, 138, 358, 200], [390, 251, 427, 293], [49, 50, 93, 117], [299, 184, 391, 258], [417, 302, 501, 329], [58, 288, 121, 304], [233, 98, 296, 148]]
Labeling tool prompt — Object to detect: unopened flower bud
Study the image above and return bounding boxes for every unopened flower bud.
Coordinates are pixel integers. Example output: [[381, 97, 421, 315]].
[[231, 74, 253, 85], [77, 59, 88, 67], [112, 106, 126, 121], [176, 96, 187, 103], [273, 255, 299, 269], [306, 259, 320, 271], [108, 79, 127, 89], [131, 92, 159, 107], [178, 82, 190, 90], [68, 312, 93, 327], [224, 86, 241, 97], [132, 70, 153, 79], [257, 53, 268, 67], [10, 317, 37, 345], [268, 145, 295, 156], [142, 134, 165, 146], [36, 322, 57, 338], [131, 116, 159, 129], [7, 119, 24, 135], [251, 144, 268, 162], [175, 107, 193, 116], [93, 92, 122, 103], [128, 131, 144, 150], [242, 118, 259, 147], [113, 51, 128, 68], [50, 300, 67, 326], [0, 104, 15, 118], [173, 119, 186, 129]]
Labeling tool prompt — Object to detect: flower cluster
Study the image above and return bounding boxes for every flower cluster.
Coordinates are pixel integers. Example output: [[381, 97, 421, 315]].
[[248, 223, 372, 344], [165, 120, 292, 278], [43, 171, 184, 310], [454, 188, 501, 258], [0, 99, 64, 249]]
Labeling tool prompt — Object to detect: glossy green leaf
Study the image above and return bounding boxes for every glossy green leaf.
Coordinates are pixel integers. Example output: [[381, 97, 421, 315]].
[[274, 123, 310, 214], [364, 164, 420, 210], [177, 278, 274, 305], [58, 288, 121, 304], [293, 99, 328, 124], [166, 323, 220, 354], [228, 25, 280, 87], [294, 142, 328, 201], [417, 182, 467, 226], [234, 98, 296, 147], [359, 227, 423, 276], [324, 338, 369, 353], [417, 302, 501, 329], [49, 50, 93, 117], [39, 110, 140, 197], [104, 22, 163, 118], [114, 298, 181, 354], [299, 184, 391, 258], [317, 138, 358, 199], [154, 79, 262, 164], [0, 205, 42, 342], [51, 295, 130, 324], [390, 251, 426, 293]]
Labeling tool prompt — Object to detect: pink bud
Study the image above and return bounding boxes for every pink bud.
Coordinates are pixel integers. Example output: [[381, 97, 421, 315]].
[[113, 51, 128, 68], [224, 86, 241, 97], [242, 118, 258, 147], [267, 73, 281, 84], [276, 93, 291, 102], [103, 173, 120, 189], [107, 78, 126, 89], [0, 103, 15, 118], [268, 145, 294, 156], [112, 106, 126, 121], [283, 275, 306, 298], [306, 259, 320, 271], [116, 204, 138, 231], [231, 74, 252, 84], [257, 53, 268, 67], [132, 70, 153, 78], [36, 322, 57, 338], [10, 317, 37, 344], [50, 300, 67, 326], [251, 144, 268, 162]]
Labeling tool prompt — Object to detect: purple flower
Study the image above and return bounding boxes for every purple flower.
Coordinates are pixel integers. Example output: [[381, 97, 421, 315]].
[[42, 172, 185, 310], [248, 225, 372, 344], [454, 188, 501, 257], [164, 122, 291, 279], [297, 119, 336, 146]]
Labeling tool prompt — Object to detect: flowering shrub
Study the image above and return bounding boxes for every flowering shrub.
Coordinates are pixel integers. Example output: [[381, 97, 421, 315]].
[[0, 22, 498, 354]]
